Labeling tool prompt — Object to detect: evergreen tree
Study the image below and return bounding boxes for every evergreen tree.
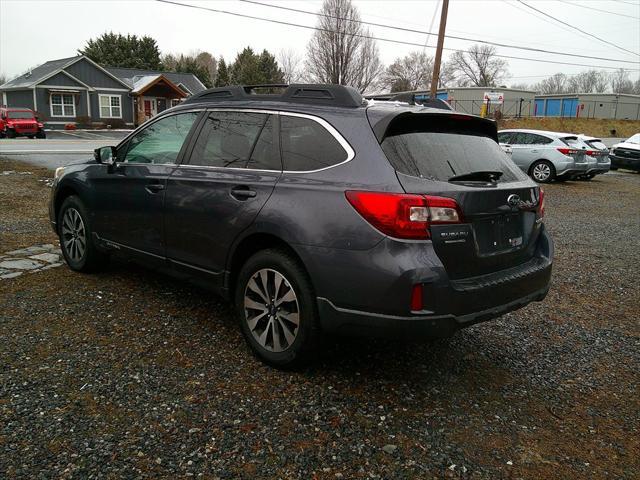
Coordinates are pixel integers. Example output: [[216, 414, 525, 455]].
[[172, 55, 213, 88], [258, 50, 285, 84], [216, 58, 230, 87], [230, 47, 262, 85], [228, 47, 285, 85], [79, 32, 162, 69]]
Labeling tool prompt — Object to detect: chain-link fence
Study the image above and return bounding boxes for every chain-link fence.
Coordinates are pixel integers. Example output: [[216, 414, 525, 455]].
[[446, 99, 640, 120]]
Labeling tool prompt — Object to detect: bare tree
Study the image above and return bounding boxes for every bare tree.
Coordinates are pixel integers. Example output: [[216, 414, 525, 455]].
[[533, 73, 568, 94], [305, 0, 383, 93], [437, 61, 457, 88], [567, 69, 608, 93], [382, 51, 433, 92], [0, 73, 7, 86], [278, 49, 303, 84], [633, 78, 640, 95], [448, 45, 509, 87], [610, 68, 634, 94], [194, 51, 218, 85]]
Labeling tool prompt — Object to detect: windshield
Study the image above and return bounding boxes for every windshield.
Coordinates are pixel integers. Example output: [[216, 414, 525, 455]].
[[626, 134, 640, 144], [381, 132, 526, 183], [7, 111, 35, 120]]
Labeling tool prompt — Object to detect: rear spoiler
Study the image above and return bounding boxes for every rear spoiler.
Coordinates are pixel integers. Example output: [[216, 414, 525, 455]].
[[368, 111, 499, 144]]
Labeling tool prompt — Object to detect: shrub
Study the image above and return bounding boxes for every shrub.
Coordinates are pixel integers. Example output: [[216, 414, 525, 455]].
[[75, 116, 92, 129], [104, 118, 126, 129]]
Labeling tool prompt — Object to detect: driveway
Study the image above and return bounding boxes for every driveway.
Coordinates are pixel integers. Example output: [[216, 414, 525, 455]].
[[0, 130, 130, 169], [1, 156, 639, 479]]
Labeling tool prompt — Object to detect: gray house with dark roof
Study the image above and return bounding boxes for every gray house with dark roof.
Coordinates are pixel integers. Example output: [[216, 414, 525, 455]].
[[0, 56, 206, 129]]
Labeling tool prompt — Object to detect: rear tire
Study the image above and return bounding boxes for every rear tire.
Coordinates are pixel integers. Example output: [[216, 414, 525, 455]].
[[235, 249, 320, 369], [36, 130, 46, 139], [58, 195, 109, 272], [529, 160, 555, 183]]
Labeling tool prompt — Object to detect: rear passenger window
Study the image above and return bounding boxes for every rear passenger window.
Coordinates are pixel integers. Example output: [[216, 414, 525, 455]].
[[280, 116, 348, 171], [497, 132, 512, 143], [190, 112, 267, 168], [529, 134, 553, 145]]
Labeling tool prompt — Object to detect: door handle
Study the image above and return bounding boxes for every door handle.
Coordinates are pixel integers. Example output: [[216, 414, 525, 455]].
[[231, 186, 257, 200], [145, 183, 165, 194]]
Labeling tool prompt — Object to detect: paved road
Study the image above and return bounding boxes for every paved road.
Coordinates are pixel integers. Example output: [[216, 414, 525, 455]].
[[0, 130, 129, 169]]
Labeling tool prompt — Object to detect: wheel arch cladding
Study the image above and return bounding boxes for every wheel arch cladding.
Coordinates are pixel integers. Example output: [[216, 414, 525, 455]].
[[55, 185, 81, 223], [226, 233, 313, 298]]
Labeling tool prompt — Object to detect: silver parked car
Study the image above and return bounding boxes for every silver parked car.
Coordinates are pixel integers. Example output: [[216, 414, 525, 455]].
[[497, 129, 588, 183], [577, 134, 611, 179]]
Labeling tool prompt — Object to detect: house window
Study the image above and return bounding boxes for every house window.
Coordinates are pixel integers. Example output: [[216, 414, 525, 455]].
[[99, 94, 122, 118], [50, 93, 76, 117], [171, 99, 182, 107]]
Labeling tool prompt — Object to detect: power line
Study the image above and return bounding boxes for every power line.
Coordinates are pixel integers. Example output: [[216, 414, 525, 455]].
[[238, 0, 638, 65], [154, 0, 640, 71], [554, 0, 640, 19], [515, 0, 639, 57]]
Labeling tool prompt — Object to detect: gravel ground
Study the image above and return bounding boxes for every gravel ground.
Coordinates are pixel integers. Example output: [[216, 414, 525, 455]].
[[1, 158, 639, 479]]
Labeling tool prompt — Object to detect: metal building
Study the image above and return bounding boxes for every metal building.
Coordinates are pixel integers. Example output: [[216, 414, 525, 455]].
[[367, 87, 537, 117], [533, 93, 640, 120]]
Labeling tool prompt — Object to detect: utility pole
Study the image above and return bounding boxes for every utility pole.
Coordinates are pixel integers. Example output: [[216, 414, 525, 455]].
[[430, 0, 450, 99]]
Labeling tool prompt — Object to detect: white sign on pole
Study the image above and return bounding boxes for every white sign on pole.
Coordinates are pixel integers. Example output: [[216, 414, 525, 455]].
[[483, 91, 504, 105]]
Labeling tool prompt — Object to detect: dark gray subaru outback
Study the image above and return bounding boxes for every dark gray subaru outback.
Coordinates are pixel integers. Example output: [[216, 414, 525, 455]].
[[49, 84, 553, 368]]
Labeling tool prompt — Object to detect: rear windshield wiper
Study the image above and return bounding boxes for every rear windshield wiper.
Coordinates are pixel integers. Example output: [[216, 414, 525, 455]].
[[448, 171, 503, 183]]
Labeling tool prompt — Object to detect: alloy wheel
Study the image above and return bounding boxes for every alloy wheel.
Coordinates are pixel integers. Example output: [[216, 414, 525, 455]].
[[243, 268, 300, 353], [61, 208, 87, 262], [532, 163, 551, 182]]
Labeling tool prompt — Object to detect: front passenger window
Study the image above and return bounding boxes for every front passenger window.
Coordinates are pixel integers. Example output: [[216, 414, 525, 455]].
[[123, 112, 198, 164]]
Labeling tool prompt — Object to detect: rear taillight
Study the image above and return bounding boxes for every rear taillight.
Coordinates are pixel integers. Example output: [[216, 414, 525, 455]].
[[557, 147, 579, 155], [345, 191, 462, 240], [538, 188, 545, 218]]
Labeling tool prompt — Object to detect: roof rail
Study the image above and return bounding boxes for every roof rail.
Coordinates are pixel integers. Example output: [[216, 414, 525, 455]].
[[182, 84, 365, 108]]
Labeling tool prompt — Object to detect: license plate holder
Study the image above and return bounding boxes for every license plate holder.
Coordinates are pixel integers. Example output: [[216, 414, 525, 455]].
[[474, 214, 523, 254]]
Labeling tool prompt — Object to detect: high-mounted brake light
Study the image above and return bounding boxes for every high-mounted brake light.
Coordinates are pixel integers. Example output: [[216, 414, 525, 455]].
[[345, 191, 463, 240], [557, 147, 579, 156]]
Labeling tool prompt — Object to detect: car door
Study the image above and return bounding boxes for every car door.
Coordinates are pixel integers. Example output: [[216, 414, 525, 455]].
[[509, 132, 536, 170], [163, 110, 281, 283], [91, 111, 201, 259]]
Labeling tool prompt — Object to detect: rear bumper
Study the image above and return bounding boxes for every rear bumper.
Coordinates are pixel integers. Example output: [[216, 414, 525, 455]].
[[302, 226, 554, 338], [610, 154, 640, 172], [556, 167, 586, 179], [318, 283, 549, 338]]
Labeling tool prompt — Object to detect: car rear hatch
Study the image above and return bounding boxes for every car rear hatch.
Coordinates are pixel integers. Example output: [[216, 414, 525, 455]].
[[560, 136, 588, 166], [368, 110, 545, 280], [585, 139, 610, 164]]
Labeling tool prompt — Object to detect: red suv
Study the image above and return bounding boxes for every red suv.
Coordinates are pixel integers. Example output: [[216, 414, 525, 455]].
[[0, 108, 46, 139]]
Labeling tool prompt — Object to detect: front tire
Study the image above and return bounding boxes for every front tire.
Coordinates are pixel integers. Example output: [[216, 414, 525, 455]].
[[58, 195, 109, 272], [235, 249, 320, 369], [530, 160, 556, 183]]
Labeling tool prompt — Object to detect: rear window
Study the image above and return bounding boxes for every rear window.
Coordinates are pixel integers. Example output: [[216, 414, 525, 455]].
[[561, 137, 582, 148], [588, 140, 607, 150], [7, 111, 34, 119], [381, 132, 526, 183]]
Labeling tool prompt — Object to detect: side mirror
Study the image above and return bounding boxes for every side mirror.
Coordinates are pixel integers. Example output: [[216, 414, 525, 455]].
[[94, 146, 118, 170]]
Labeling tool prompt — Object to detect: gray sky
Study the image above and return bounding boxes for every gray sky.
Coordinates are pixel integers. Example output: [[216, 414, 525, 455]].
[[1, 0, 639, 85]]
